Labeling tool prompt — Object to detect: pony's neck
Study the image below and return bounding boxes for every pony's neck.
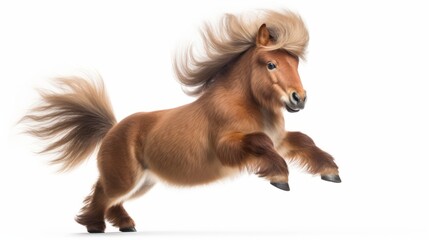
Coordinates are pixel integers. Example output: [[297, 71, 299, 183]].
[[212, 49, 255, 101]]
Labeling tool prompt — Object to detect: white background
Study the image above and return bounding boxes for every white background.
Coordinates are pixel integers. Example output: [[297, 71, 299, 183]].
[[1, 0, 428, 239]]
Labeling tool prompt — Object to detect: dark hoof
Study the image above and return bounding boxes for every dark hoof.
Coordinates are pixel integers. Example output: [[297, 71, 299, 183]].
[[120, 227, 137, 232], [86, 222, 106, 233], [87, 229, 104, 233], [321, 174, 342, 183], [270, 182, 290, 191]]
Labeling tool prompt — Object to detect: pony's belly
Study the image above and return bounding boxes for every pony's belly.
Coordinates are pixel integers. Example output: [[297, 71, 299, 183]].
[[146, 155, 241, 187]]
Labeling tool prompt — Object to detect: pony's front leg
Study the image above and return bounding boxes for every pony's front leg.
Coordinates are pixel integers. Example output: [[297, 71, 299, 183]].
[[280, 131, 341, 183], [216, 132, 290, 191]]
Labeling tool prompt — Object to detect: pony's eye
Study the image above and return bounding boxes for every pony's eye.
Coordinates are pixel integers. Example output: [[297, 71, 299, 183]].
[[267, 62, 277, 70]]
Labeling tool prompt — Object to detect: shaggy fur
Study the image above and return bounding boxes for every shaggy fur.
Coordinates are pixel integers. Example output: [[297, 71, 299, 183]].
[[174, 10, 309, 95], [22, 9, 339, 233]]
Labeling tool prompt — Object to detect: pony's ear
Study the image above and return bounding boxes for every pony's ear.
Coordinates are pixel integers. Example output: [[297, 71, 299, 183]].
[[256, 24, 270, 46]]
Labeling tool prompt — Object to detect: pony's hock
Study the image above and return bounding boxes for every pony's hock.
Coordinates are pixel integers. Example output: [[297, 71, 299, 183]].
[[22, 9, 341, 233]]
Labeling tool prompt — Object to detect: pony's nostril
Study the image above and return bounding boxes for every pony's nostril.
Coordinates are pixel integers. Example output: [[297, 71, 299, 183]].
[[291, 92, 301, 104]]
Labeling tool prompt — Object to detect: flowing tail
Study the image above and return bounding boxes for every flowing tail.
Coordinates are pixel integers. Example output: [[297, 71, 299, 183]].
[[21, 75, 116, 172]]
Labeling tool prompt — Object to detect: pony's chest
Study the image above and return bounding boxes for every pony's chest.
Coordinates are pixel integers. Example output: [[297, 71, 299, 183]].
[[263, 125, 284, 147], [260, 110, 285, 146]]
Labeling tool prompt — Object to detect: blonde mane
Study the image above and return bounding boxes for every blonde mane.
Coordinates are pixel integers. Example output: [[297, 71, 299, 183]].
[[174, 9, 309, 96]]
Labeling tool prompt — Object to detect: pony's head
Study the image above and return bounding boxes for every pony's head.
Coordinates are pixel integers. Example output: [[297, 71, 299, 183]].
[[250, 23, 307, 113], [174, 10, 309, 112]]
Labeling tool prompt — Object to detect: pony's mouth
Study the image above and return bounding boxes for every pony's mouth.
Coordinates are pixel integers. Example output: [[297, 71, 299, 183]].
[[284, 103, 300, 113]]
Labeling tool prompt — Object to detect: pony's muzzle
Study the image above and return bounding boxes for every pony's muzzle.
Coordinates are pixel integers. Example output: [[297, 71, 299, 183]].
[[286, 91, 306, 112]]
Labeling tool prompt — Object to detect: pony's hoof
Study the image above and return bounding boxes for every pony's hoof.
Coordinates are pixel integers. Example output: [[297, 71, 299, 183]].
[[87, 229, 104, 233], [120, 227, 137, 232], [86, 222, 106, 233], [270, 182, 290, 191], [321, 174, 341, 183]]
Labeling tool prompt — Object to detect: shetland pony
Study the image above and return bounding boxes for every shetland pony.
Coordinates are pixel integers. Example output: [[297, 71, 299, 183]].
[[22, 10, 341, 233]]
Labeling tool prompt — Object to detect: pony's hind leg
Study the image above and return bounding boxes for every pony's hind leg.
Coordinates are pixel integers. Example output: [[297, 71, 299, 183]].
[[76, 178, 144, 233], [75, 180, 109, 233], [105, 204, 136, 232], [76, 154, 147, 232], [280, 131, 341, 183], [77, 171, 151, 233], [105, 180, 156, 232]]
